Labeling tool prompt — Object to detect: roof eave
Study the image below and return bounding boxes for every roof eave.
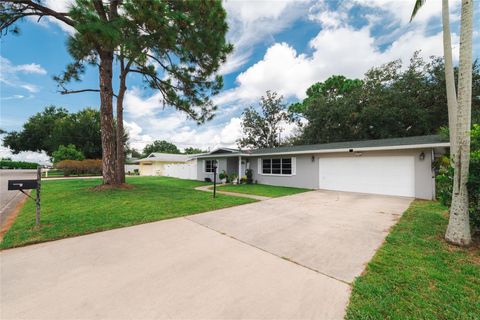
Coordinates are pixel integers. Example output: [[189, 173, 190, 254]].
[[250, 142, 450, 156]]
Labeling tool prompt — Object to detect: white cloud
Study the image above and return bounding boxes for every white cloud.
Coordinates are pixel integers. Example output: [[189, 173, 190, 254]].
[[216, 4, 459, 107], [0, 136, 51, 165], [0, 56, 47, 93], [220, 0, 312, 74], [14, 63, 47, 75], [124, 87, 164, 118]]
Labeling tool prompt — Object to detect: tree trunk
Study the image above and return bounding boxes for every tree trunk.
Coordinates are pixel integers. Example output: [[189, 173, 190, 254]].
[[445, 0, 473, 246], [116, 62, 127, 184], [98, 51, 119, 185], [442, 0, 458, 154]]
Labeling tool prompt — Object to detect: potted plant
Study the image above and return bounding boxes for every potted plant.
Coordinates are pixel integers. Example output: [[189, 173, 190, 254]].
[[219, 170, 227, 184], [231, 172, 238, 184], [245, 169, 253, 184]]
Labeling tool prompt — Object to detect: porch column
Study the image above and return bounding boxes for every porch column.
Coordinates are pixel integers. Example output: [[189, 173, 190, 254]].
[[238, 156, 242, 183]]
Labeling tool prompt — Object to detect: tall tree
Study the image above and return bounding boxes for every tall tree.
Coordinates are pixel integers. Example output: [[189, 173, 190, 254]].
[[143, 140, 180, 156], [290, 56, 479, 146], [1, 0, 232, 186], [238, 91, 290, 149], [2, 106, 103, 158], [411, 0, 474, 245]]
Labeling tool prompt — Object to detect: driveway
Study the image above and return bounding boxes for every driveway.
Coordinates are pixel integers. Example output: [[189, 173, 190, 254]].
[[0, 190, 412, 319]]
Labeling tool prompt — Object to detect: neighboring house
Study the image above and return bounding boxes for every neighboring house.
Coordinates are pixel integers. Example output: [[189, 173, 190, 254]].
[[137, 153, 201, 180], [195, 135, 450, 200]]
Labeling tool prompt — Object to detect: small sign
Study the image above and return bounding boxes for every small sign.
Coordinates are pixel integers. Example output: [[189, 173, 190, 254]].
[[8, 179, 38, 191]]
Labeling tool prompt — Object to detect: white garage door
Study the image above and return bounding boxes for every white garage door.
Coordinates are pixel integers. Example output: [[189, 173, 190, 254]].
[[319, 156, 415, 197]]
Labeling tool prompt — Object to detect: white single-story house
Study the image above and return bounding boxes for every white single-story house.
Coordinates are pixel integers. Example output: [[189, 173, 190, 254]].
[[195, 135, 450, 200], [137, 153, 201, 180]]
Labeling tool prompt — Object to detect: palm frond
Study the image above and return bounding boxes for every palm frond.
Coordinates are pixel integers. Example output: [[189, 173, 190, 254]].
[[410, 0, 426, 22]]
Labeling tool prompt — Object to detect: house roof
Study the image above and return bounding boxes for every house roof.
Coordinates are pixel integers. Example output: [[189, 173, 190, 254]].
[[195, 135, 449, 158], [138, 153, 203, 163]]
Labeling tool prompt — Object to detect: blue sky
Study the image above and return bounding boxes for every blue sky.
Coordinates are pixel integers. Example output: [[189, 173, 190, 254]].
[[1, 0, 479, 161]]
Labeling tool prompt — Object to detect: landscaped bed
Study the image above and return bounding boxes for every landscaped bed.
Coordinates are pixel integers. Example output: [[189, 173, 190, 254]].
[[346, 200, 480, 319], [0, 177, 255, 249], [216, 183, 310, 198]]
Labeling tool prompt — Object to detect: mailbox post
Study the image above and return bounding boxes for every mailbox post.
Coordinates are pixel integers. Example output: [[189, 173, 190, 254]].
[[36, 166, 41, 225], [213, 163, 217, 198]]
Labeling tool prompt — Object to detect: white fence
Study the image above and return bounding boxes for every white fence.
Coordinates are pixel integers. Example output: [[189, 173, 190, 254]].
[[125, 164, 140, 174], [163, 162, 197, 180]]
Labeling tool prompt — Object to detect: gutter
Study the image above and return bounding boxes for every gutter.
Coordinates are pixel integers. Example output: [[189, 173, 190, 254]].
[[194, 142, 450, 158]]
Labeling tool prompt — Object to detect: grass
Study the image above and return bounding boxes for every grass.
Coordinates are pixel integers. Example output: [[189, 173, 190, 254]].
[[216, 183, 310, 197], [0, 176, 255, 249], [346, 200, 480, 320]]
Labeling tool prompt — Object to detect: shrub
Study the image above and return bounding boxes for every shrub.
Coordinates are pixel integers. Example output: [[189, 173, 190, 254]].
[[55, 159, 102, 176], [219, 170, 227, 181], [436, 124, 480, 230], [52, 144, 85, 164], [0, 160, 38, 169], [245, 169, 253, 184]]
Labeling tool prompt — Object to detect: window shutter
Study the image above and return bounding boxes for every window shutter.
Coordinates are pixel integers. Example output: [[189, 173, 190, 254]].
[[258, 158, 262, 174], [292, 157, 296, 175], [203, 159, 206, 172]]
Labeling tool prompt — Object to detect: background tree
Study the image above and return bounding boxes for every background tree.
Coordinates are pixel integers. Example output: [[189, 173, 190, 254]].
[[52, 144, 85, 163], [142, 140, 180, 157], [184, 147, 207, 154], [2, 106, 103, 158], [126, 148, 142, 159], [238, 91, 290, 149], [1, 0, 232, 186], [289, 55, 479, 145]]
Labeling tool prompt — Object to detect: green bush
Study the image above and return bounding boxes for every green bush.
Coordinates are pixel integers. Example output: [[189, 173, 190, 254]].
[[0, 160, 39, 169], [52, 144, 85, 164], [245, 169, 253, 184], [436, 124, 480, 230], [55, 159, 102, 176]]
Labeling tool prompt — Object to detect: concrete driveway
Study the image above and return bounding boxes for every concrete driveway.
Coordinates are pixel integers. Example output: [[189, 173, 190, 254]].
[[0, 190, 412, 319]]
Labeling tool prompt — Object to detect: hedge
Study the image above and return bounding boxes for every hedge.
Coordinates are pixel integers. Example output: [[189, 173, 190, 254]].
[[55, 159, 102, 176], [0, 160, 39, 169]]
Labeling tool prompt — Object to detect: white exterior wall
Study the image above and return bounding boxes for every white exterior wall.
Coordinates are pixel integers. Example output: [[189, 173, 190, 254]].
[[140, 160, 197, 180], [197, 148, 438, 199]]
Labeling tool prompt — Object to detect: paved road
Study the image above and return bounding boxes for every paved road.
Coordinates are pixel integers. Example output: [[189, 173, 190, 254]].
[[1, 190, 412, 319], [0, 169, 37, 227]]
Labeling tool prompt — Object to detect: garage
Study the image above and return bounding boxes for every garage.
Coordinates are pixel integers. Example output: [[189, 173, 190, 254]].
[[319, 155, 416, 197]]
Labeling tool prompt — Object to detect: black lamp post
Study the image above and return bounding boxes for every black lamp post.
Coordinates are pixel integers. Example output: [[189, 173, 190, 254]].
[[213, 163, 217, 198]]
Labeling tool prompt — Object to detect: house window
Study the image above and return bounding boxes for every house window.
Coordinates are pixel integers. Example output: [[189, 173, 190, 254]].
[[262, 158, 292, 175], [205, 160, 217, 173]]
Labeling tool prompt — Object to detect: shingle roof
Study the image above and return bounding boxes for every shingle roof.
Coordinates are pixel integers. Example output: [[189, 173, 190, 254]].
[[138, 153, 200, 162], [195, 135, 449, 159], [248, 135, 449, 155]]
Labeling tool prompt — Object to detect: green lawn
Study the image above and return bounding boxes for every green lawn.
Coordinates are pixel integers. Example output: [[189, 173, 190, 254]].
[[216, 183, 310, 197], [1, 177, 255, 249], [346, 200, 480, 319]]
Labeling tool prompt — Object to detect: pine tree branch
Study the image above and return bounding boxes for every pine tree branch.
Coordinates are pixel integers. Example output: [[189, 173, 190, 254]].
[[7, 0, 75, 27]]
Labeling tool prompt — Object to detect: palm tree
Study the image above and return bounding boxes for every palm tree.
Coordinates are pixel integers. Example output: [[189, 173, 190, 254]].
[[411, 0, 473, 246], [411, 0, 458, 152]]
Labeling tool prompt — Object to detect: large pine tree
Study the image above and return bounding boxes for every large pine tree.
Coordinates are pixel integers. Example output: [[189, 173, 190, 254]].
[[1, 0, 232, 186]]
